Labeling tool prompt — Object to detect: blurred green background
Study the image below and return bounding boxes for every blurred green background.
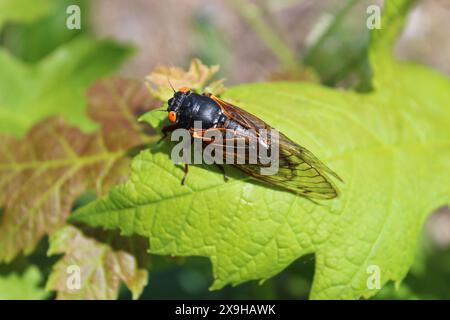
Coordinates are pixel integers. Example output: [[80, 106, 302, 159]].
[[0, 0, 449, 299]]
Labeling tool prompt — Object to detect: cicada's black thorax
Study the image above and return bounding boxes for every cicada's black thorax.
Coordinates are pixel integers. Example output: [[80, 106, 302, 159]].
[[168, 92, 227, 129]]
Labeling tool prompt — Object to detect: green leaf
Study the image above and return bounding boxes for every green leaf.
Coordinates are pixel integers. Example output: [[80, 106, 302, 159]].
[[0, 266, 48, 299], [1, 0, 88, 63], [0, 36, 132, 136], [138, 107, 167, 130], [71, 0, 450, 299], [0, 0, 55, 29]]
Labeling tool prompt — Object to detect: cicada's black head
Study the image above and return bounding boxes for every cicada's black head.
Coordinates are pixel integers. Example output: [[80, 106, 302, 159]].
[[166, 86, 193, 128]]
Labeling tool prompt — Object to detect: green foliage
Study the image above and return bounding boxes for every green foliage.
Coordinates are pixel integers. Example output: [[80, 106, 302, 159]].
[[1, 0, 88, 63], [402, 247, 450, 299], [71, 0, 450, 299], [0, 0, 55, 29], [0, 36, 131, 136], [0, 0, 130, 136], [374, 233, 450, 300], [0, 266, 48, 299], [0, 0, 448, 300]]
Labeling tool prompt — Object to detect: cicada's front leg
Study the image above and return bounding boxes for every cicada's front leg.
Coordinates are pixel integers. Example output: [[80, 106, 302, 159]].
[[215, 164, 229, 182], [181, 163, 189, 185]]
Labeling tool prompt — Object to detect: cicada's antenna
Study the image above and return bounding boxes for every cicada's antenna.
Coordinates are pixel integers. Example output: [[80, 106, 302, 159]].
[[167, 76, 176, 93]]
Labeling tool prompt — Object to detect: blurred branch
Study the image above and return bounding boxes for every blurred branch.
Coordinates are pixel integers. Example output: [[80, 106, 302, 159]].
[[265, 0, 309, 12], [229, 0, 300, 69]]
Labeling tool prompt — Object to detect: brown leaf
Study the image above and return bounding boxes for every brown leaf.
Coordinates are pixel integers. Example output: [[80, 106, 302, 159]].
[[46, 225, 149, 300], [145, 58, 225, 101], [0, 77, 157, 262]]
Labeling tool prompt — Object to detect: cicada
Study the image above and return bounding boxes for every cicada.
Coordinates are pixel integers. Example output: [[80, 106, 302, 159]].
[[161, 86, 342, 200]]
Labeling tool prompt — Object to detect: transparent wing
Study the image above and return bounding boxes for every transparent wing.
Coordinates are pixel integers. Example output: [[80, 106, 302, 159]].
[[196, 95, 342, 200]]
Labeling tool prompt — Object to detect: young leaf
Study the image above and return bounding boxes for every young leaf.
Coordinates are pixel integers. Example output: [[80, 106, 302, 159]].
[[0, 36, 132, 136], [71, 1, 450, 299], [0, 77, 157, 262], [0, 266, 48, 299], [46, 225, 149, 300], [145, 58, 224, 101]]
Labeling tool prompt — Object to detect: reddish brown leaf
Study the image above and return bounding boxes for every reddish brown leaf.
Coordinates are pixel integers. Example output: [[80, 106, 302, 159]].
[[46, 225, 149, 300], [0, 77, 157, 262]]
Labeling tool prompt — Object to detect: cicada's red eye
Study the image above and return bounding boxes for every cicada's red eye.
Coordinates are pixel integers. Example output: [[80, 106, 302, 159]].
[[168, 111, 177, 123]]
